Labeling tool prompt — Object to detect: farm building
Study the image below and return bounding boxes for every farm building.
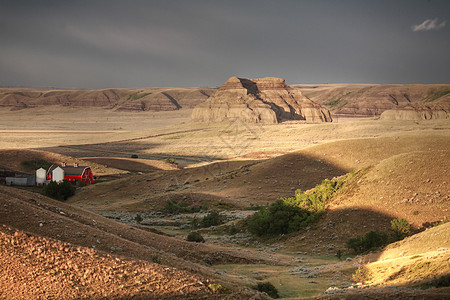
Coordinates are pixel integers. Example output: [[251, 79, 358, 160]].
[[47, 162, 93, 184], [6, 174, 36, 186]]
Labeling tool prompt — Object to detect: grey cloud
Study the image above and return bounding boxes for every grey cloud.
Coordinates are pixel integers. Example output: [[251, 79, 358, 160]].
[[412, 18, 446, 31]]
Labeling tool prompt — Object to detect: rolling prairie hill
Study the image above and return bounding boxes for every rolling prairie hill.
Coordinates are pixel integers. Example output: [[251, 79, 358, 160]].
[[0, 185, 291, 299], [69, 131, 449, 214]]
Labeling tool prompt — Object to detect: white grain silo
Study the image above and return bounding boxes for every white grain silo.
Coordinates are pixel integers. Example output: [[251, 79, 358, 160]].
[[36, 168, 46, 185], [52, 166, 65, 183]]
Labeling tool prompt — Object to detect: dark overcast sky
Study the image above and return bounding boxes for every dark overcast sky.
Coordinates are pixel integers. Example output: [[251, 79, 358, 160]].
[[1, 0, 449, 88]]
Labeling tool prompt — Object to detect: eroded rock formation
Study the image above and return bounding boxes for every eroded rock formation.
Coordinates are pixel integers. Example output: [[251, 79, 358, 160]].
[[0, 88, 214, 111], [191, 77, 332, 123]]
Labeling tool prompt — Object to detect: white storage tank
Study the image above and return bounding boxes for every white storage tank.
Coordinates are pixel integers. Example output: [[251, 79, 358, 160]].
[[52, 166, 65, 183], [36, 168, 46, 185]]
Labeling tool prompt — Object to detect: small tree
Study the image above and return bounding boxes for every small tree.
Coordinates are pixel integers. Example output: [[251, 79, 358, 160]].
[[41, 180, 75, 201], [255, 282, 280, 298], [135, 214, 143, 223], [187, 231, 204, 243], [391, 218, 410, 241], [200, 211, 224, 228]]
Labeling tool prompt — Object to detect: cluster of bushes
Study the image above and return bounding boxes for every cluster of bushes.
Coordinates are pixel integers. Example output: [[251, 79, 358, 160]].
[[248, 177, 348, 237], [164, 200, 207, 214], [163, 158, 178, 166], [191, 211, 225, 229], [347, 218, 412, 254], [347, 231, 388, 253], [248, 199, 319, 236], [41, 180, 75, 201]]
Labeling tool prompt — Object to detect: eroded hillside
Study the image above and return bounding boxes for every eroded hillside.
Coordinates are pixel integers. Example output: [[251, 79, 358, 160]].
[[0, 87, 215, 111]]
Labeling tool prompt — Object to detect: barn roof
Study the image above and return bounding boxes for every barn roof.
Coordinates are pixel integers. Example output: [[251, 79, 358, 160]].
[[48, 164, 90, 176]]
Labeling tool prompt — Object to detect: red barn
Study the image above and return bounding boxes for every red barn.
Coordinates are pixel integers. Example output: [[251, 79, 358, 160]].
[[47, 162, 94, 184]]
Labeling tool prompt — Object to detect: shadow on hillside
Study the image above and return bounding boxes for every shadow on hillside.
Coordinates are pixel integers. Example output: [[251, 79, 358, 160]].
[[291, 206, 425, 263], [81, 157, 164, 173], [36, 140, 224, 167]]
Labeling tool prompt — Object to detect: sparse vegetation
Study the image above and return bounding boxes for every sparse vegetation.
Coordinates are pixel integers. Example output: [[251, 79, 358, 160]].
[[254, 281, 280, 298], [432, 217, 449, 227], [347, 231, 388, 253], [186, 231, 204, 243], [390, 218, 411, 241], [212, 200, 234, 210], [163, 158, 178, 166], [127, 92, 151, 101], [41, 180, 76, 201], [422, 88, 450, 102], [164, 200, 206, 214], [151, 256, 161, 264], [207, 283, 229, 294], [352, 265, 371, 284], [324, 92, 351, 108]]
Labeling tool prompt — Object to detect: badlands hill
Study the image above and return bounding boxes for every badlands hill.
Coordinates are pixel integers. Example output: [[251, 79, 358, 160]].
[[0, 87, 215, 111], [2, 82, 449, 120], [191, 77, 332, 123], [296, 83, 450, 120]]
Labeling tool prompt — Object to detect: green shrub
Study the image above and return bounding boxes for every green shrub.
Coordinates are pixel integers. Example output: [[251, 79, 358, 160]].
[[163, 158, 178, 166], [41, 180, 75, 201], [227, 224, 239, 235], [201, 211, 225, 228], [135, 214, 143, 223], [391, 218, 411, 241], [254, 282, 280, 298], [190, 216, 200, 229], [246, 174, 354, 237], [352, 266, 371, 284], [347, 231, 388, 253], [248, 199, 313, 236], [131, 154, 138, 159], [336, 249, 343, 260], [186, 231, 204, 243]]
